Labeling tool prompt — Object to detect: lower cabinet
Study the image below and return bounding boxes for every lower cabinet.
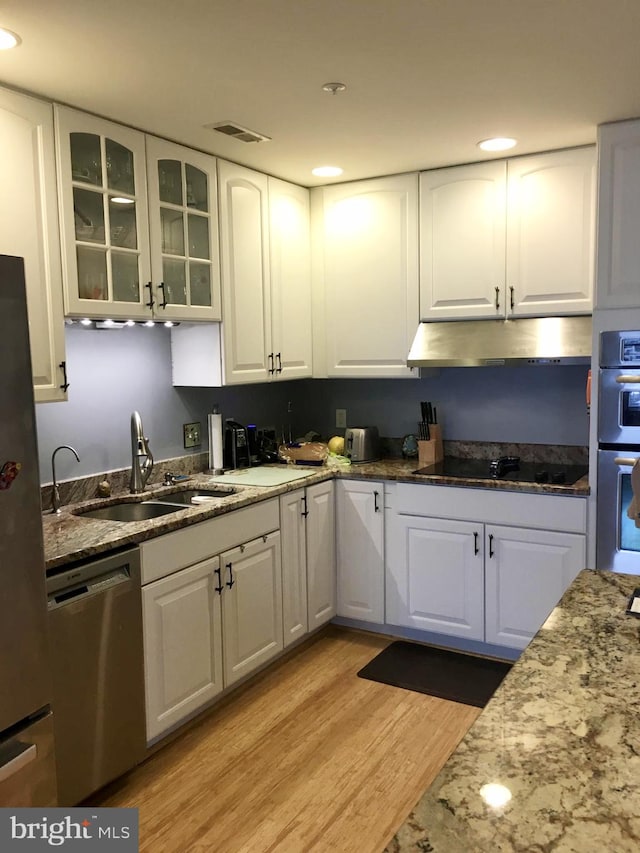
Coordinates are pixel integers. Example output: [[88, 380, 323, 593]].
[[336, 480, 385, 624], [142, 556, 224, 742], [385, 483, 586, 652], [221, 531, 283, 687], [305, 481, 337, 629]]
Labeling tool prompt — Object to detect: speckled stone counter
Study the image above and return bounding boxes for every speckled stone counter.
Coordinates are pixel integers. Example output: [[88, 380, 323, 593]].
[[42, 458, 589, 572], [388, 569, 640, 853]]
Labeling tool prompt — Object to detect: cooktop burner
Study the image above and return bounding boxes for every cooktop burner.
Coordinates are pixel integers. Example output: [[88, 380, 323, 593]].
[[413, 456, 588, 485]]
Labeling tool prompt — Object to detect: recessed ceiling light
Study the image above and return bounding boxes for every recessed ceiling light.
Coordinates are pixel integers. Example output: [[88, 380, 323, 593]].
[[312, 166, 343, 178], [0, 28, 20, 50], [322, 82, 347, 95], [478, 137, 517, 152]]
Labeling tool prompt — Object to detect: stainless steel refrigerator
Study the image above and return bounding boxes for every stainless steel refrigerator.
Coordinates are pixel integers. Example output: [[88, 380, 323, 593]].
[[0, 255, 57, 806]]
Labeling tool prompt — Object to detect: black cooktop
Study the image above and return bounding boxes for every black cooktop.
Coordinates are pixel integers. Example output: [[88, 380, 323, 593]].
[[413, 456, 588, 485]]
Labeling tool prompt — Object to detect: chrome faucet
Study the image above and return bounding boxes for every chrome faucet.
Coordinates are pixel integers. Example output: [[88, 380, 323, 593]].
[[130, 411, 154, 493], [51, 445, 80, 513]]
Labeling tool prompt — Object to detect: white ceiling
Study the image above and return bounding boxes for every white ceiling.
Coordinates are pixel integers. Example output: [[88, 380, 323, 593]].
[[1, 0, 640, 186]]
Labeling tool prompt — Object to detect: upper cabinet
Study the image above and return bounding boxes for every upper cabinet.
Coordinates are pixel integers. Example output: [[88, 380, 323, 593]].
[[420, 147, 595, 320], [596, 119, 640, 310], [0, 87, 67, 402], [173, 162, 312, 386], [146, 136, 221, 321], [55, 107, 221, 322], [312, 174, 419, 378]]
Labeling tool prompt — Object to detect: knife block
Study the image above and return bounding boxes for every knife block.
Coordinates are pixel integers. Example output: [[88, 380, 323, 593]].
[[418, 425, 443, 467]]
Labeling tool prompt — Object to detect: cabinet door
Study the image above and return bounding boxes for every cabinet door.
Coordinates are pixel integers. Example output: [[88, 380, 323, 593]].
[[306, 481, 336, 629], [484, 525, 585, 650], [142, 557, 223, 742], [146, 136, 221, 321], [218, 160, 271, 384], [318, 174, 419, 377], [336, 480, 384, 624], [269, 177, 312, 379], [55, 106, 151, 320], [506, 148, 595, 316], [385, 514, 484, 640], [420, 162, 506, 320], [221, 532, 283, 686], [596, 120, 640, 309], [279, 489, 308, 646], [0, 88, 66, 402]]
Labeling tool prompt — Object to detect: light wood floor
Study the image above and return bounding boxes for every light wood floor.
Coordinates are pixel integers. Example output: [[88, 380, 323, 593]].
[[90, 626, 479, 853]]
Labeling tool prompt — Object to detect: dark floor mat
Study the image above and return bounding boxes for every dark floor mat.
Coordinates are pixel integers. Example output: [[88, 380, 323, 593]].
[[357, 640, 512, 708]]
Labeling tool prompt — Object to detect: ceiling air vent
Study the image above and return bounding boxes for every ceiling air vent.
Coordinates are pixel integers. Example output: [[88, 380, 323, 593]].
[[206, 122, 271, 143]]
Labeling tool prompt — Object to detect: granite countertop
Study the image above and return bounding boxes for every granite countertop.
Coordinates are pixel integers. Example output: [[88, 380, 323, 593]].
[[42, 459, 589, 571], [389, 569, 640, 853]]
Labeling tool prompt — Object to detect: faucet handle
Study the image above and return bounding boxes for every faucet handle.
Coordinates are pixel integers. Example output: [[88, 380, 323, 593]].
[[163, 472, 176, 486]]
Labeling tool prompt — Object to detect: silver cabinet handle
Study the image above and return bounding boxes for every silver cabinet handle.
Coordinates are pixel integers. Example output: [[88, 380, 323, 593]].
[[615, 375, 640, 384], [614, 457, 640, 467], [0, 743, 37, 783]]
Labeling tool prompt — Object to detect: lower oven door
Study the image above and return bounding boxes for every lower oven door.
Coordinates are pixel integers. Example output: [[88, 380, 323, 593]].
[[597, 449, 640, 573]]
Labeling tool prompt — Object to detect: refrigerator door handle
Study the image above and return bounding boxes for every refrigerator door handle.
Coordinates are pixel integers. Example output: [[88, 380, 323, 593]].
[[0, 743, 37, 783]]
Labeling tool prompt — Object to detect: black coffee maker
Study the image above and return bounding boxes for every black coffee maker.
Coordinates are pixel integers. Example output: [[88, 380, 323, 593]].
[[223, 419, 251, 469]]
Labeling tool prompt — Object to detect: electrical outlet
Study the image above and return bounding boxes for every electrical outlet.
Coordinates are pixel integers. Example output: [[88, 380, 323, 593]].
[[336, 409, 347, 429], [183, 422, 201, 449]]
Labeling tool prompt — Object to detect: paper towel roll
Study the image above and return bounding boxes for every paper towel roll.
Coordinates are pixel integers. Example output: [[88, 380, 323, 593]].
[[208, 411, 224, 473]]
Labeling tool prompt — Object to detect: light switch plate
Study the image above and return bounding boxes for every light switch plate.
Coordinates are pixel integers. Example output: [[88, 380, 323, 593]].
[[336, 409, 347, 428], [183, 422, 202, 448]]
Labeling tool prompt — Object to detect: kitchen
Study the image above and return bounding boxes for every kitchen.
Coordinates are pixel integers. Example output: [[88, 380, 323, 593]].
[[2, 1, 640, 850]]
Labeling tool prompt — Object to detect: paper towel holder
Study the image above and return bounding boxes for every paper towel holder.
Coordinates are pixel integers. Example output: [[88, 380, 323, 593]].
[[208, 406, 224, 475]]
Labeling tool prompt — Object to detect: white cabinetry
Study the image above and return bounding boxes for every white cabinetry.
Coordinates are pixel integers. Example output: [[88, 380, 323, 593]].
[[596, 119, 640, 309], [336, 480, 385, 624], [56, 106, 222, 322], [221, 532, 283, 686], [386, 483, 586, 651], [305, 481, 337, 629], [420, 147, 595, 320], [0, 87, 66, 402], [484, 524, 584, 649], [312, 174, 419, 378], [279, 489, 309, 647], [142, 556, 224, 742], [172, 166, 311, 386]]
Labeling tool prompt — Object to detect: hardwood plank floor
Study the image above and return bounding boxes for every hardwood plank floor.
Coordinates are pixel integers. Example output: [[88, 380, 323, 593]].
[[90, 626, 479, 852]]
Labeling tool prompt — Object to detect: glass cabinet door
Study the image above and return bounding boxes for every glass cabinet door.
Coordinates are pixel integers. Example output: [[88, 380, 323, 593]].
[[147, 137, 221, 321], [56, 106, 151, 319]]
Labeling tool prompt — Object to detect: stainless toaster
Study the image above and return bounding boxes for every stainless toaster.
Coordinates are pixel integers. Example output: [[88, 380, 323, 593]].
[[344, 427, 380, 463]]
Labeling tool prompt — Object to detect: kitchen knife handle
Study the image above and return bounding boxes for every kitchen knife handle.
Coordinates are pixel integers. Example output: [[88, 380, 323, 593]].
[[488, 534, 495, 558], [474, 531, 479, 555], [226, 562, 235, 588], [374, 490, 380, 512], [495, 286, 500, 311], [214, 566, 223, 595]]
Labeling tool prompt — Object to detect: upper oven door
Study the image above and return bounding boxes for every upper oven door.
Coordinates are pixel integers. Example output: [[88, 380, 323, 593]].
[[598, 368, 640, 445]]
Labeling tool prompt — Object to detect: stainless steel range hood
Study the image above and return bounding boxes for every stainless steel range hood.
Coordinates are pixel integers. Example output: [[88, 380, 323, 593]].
[[407, 316, 592, 367]]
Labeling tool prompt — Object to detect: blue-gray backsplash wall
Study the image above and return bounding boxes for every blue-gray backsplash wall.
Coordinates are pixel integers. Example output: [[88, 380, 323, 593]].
[[35, 325, 589, 484]]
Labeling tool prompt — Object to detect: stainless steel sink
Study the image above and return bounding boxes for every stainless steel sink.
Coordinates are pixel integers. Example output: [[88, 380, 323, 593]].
[[75, 502, 183, 522], [153, 487, 237, 505]]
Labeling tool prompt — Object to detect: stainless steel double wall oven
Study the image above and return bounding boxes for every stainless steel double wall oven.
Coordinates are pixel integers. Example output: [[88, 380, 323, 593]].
[[597, 331, 640, 573]]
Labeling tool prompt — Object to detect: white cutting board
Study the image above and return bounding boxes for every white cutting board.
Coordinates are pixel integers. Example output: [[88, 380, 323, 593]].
[[206, 466, 319, 487]]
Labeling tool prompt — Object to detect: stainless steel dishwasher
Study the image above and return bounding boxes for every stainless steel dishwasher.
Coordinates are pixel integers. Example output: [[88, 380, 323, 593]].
[[46, 546, 145, 806]]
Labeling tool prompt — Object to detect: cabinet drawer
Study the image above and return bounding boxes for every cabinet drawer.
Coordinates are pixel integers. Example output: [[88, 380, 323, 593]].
[[141, 498, 279, 584], [395, 483, 586, 534]]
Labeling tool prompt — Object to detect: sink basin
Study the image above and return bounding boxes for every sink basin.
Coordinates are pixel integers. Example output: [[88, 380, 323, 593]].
[[154, 487, 237, 505], [76, 502, 183, 522]]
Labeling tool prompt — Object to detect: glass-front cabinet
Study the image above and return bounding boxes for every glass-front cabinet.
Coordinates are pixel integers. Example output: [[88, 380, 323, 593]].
[[146, 136, 221, 321], [55, 108, 221, 322], [55, 106, 152, 319]]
